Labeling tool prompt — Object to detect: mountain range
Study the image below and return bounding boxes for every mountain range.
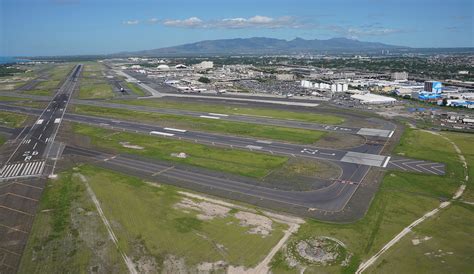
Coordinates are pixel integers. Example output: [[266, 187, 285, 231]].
[[115, 37, 407, 57]]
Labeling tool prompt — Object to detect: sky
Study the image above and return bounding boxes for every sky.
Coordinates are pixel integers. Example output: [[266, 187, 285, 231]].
[[0, 0, 473, 56]]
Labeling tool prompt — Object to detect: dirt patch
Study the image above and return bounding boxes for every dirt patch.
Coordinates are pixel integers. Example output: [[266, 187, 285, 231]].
[[234, 211, 273, 237], [174, 197, 230, 220], [285, 236, 350, 268], [162, 255, 187, 273], [315, 132, 366, 149], [119, 141, 144, 150], [197, 261, 227, 273], [412, 236, 432, 246]]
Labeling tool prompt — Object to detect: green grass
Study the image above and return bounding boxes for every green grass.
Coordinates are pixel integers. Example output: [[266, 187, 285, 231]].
[[18, 168, 127, 273], [79, 165, 287, 267], [0, 95, 25, 101], [74, 105, 327, 144], [78, 83, 114, 99], [36, 80, 60, 90], [441, 131, 474, 202], [0, 111, 27, 127], [366, 203, 474, 273], [112, 98, 345, 124], [271, 127, 467, 273], [24, 89, 52, 96], [0, 135, 6, 145], [73, 123, 288, 178], [125, 82, 146, 96]]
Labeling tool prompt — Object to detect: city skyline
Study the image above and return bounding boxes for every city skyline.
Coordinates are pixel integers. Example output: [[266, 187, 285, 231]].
[[1, 0, 473, 56]]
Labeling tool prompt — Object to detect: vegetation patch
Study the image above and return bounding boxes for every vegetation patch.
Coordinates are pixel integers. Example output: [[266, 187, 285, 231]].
[[72, 123, 288, 178], [74, 105, 326, 144], [271, 128, 468, 274], [0, 111, 27, 127], [112, 98, 345, 124]]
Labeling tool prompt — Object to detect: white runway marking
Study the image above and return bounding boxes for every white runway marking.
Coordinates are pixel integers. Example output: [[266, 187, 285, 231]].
[[208, 113, 229, 117], [0, 161, 45, 179], [199, 115, 221, 119], [382, 156, 391, 168], [149, 131, 175, 137], [164, 127, 187, 133]]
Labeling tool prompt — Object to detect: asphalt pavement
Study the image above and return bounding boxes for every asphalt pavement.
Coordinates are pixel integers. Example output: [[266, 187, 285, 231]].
[[0, 65, 82, 180]]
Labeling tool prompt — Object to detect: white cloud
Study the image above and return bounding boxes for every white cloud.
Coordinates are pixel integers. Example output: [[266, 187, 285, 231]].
[[148, 18, 159, 24], [163, 17, 203, 28], [123, 20, 139, 25], [326, 25, 402, 38], [161, 15, 303, 29]]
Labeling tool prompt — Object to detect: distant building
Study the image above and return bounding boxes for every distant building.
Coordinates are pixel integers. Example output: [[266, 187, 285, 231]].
[[391, 72, 408, 81], [276, 74, 295, 81], [458, 70, 469, 75], [351, 93, 397, 104], [424, 81, 442, 93], [194, 61, 214, 70], [157, 64, 170, 71]]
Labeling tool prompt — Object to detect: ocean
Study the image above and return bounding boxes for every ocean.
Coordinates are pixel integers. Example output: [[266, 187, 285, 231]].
[[0, 57, 30, 64]]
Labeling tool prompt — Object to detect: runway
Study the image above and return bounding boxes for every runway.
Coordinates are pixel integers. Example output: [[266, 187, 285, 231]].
[[0, 103, 445, 175], [0, 64, 82, 180]]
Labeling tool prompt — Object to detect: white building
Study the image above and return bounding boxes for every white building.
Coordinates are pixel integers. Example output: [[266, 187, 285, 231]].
[[276, 74, 295, 81], [351, 93, 397, 104], [194, 61, 214, 70], [391, 72, 408, 81]]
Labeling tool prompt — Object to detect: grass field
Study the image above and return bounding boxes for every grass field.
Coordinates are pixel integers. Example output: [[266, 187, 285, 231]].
[[78, 83, 114, 99], [0, 111, 27, 127], [18, 168, 127, 273], [0, 95, 25, 101], [73, 105, 327, 144], [81, 165, 288, 269], [441, 131, 474, 202], [113, 98, 345, 125], [271, 128, 469, 273], [365, 203, 474, 273], [125, 82, 146, 96], [0, 135, 6, 145], [77, 63, 115, 99], [24, 89, 52, 96], [73, 123, 288, 179], [34, 63, 74, 91], [20, 165, 289, 272]]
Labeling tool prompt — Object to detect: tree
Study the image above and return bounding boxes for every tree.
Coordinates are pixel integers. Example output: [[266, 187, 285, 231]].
[[198, 77, 211, 84]]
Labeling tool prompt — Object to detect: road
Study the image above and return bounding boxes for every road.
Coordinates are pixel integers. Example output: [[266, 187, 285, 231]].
[[0, 64, 82, 180]]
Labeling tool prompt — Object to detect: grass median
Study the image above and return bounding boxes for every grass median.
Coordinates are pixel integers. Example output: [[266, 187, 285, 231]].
[[0, 110, 27, 128], [125, 82, 146, 96], [74, 105, 327, 144], [73, 123, 288, 179], [112, 98, 345, 125]]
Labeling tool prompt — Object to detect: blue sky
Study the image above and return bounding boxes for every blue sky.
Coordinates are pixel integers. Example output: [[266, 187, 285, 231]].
[[1, 0, 473, 56]]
